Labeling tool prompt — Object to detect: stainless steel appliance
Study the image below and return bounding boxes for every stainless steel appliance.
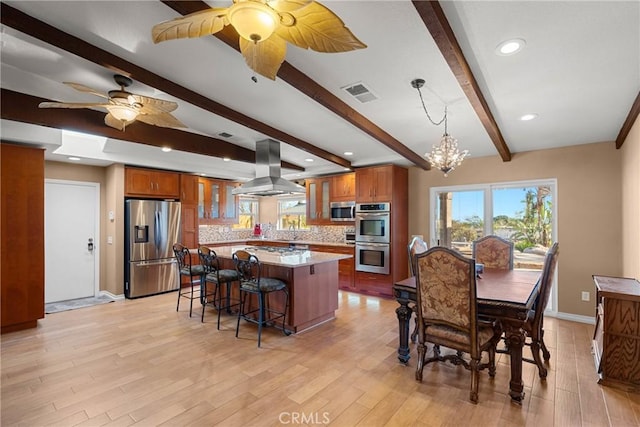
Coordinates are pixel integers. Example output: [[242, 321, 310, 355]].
[[355, 242, 390, 274], [344, 232, 356, 245], [355, 202, 390, 243], [330, 201, 356, 222], [125, 199, 181, 298]]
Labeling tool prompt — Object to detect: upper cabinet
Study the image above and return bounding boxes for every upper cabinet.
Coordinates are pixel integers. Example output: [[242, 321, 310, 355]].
[[331, 172, 356, 202], [180, 174, 199, 248], [355, 165, 393, 203], [125, 167, 180, 198], [306, 177, 331, 225], [198, 178, 239, 224]]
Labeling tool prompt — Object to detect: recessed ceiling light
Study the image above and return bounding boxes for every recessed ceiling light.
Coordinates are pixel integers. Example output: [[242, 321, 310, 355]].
[[200, 173, 207, 176], [496, 38, 526, 56], [68, 156, 81, 161], [223, 157, 230, 162], [305, 158, 314, 162], [161, 147, 172, 152], [344, 151, 353, 156], [520, 113, 538, 121]]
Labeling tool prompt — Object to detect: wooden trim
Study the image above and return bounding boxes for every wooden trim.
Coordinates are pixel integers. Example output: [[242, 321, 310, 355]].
[[0, 3, 346, 169], [616, 91, 640, 149], [160, 0, 432, 171], [412, 0, 512, 162], [0, 89, 304, 171]]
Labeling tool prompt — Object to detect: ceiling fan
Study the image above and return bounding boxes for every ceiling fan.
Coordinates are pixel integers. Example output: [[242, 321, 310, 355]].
[[151, 0, 367, 80], [38, 74, 186, 131]]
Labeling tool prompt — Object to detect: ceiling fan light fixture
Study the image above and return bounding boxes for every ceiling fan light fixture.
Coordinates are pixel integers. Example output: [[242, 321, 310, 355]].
[[109, 105, 139, 122], [228, 1, 279, 42]]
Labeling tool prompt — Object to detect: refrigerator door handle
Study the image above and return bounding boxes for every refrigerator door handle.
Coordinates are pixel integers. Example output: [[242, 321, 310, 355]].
[[154, 210, 160, 251]]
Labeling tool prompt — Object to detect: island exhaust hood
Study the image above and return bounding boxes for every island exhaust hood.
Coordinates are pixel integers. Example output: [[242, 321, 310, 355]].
[[232, 139, 306, 196]]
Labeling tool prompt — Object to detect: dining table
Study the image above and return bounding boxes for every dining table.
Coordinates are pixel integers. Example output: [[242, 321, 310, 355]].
[[393, 268, 541, 403]]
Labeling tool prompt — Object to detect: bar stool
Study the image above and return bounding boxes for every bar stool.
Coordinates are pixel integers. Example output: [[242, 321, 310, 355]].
[[233, 250, 291, 347], [198, 246, 240, 329], [173, 243, 204, 317]]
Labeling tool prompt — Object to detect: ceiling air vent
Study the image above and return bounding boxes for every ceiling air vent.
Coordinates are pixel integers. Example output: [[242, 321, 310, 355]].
[[218, 132, 233, 138], [342, 82, 378, 103]]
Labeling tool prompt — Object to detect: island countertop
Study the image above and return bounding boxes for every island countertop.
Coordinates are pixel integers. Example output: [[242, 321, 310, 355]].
[[203, 244, 352, 268]]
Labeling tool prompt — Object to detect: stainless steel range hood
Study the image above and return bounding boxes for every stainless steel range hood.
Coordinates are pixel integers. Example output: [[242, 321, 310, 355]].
[[232, 139, 306, 196]]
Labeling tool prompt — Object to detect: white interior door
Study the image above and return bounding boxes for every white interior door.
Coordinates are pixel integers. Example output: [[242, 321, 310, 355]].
[[45, 179, 99, 303]]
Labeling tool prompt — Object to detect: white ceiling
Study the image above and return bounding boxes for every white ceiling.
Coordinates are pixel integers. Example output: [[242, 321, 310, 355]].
[[1, 0, 638, 181]]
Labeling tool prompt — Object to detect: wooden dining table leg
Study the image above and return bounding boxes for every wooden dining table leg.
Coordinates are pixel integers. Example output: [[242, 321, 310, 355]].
[[503, 320, 527, 403], [395, 292, 413, 364]]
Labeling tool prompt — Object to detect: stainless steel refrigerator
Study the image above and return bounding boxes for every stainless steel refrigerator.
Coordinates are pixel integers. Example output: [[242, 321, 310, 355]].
[[125, 199, 181, 298]]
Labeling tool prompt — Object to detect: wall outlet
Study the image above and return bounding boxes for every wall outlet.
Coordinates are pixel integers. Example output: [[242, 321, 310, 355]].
[[581, 291, 590, 302], [107, 236, 113, 245]]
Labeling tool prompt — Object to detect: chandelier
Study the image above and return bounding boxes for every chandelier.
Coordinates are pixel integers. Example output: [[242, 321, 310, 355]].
[[411, 78, 469, 177]]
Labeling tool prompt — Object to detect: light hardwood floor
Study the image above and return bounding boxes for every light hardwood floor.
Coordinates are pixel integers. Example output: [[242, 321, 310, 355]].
[[2, 291, 639, 427]]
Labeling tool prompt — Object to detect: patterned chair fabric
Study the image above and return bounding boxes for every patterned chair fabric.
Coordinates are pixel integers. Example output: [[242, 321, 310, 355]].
[[173, 243, 204, 317], [198, 246, 240, 328], [472, 235, 514, 270], [233, 250, 290, 347], [414, 246, 502, 404]]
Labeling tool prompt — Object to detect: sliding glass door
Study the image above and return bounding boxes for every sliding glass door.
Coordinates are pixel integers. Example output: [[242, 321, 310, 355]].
[[431, 180, 556, 271]]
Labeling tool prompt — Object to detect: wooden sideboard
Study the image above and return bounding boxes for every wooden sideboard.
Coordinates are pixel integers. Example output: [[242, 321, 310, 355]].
[[592, 275, 640, 392]]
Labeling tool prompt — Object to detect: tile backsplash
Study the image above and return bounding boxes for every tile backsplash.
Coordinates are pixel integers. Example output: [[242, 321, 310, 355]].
[[199, 224, 354, 244]]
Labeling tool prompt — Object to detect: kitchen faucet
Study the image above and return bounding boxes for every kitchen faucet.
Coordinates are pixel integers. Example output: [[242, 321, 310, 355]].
[[289, 224, 299, 240]]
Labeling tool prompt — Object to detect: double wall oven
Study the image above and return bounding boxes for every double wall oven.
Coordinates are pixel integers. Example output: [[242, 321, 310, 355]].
[[355, 202, 390, 275]]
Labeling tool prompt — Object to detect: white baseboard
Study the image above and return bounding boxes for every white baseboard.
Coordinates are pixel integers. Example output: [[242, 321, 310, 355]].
[[99, 290, 125, 300], [547, 310, 596, 325]]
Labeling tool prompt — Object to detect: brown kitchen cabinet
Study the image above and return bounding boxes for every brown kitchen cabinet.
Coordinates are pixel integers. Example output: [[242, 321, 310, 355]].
[[331, 173, 356, 202], [310, 244, 355, 290], [592, 275, 640, 392], [198, 178, 239, 224], [355, 165, 393, 203], [306, 177, 331, 225], [180, 174, 199, 249], [1, 143, 45, 333], [125, 167, 180, 198]]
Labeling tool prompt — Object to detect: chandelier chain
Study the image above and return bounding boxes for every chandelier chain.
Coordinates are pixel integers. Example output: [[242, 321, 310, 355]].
[[415, 85, 447, 128]]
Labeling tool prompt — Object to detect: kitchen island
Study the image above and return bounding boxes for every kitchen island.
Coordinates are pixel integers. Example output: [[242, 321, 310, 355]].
[[207, 245, 351, 333]]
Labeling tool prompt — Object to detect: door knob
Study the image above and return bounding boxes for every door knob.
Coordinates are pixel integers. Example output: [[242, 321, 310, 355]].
[[88, 238, 94, 251]]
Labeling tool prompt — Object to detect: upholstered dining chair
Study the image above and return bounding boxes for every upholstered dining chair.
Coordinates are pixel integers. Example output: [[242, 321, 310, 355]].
[[233, 250, 291, 347], [173, 243, 204, 317], [198, 246, 240, 329], [521, 242, 560, 378], [408, 236, 428, 342], [414, 246, 502, 404], [472, 235, 514, 270]]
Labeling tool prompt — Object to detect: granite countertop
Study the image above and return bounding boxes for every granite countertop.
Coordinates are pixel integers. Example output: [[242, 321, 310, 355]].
[[206, 244, 352, 267], [201, 238, 356, 249]]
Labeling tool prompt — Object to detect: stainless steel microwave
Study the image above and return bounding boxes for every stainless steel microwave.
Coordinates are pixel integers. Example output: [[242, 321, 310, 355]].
[[330, 201, 356, 222]]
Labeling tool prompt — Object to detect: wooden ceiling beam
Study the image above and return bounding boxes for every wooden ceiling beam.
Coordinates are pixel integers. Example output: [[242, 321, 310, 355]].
[[616, 91, 640, 149], [0, 3, 340, 169], [0, 89, 304, 171], [412, 0, 512, 162], [160, 0, 432, 170]]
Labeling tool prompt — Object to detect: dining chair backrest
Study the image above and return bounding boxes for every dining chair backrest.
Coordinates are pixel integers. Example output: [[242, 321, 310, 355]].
[[531, 242, 559, 329], [414, 246, 479, 358], [472, 235, 514, 270], [408, 236, 428, 277], [233, 250, 261, 285]]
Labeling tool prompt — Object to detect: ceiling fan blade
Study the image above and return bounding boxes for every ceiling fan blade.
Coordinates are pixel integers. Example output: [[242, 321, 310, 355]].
[[38, 101, 109, 109], [239, 35, 287, 80], [104, 112, 130, 131], [130, 94, 179, 113], [268, 0, 312, 13], [63, 82, 109, 99], [136, 112, 186, 129], [152, 8, 228, 43], [274, 1, 366, 53]]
